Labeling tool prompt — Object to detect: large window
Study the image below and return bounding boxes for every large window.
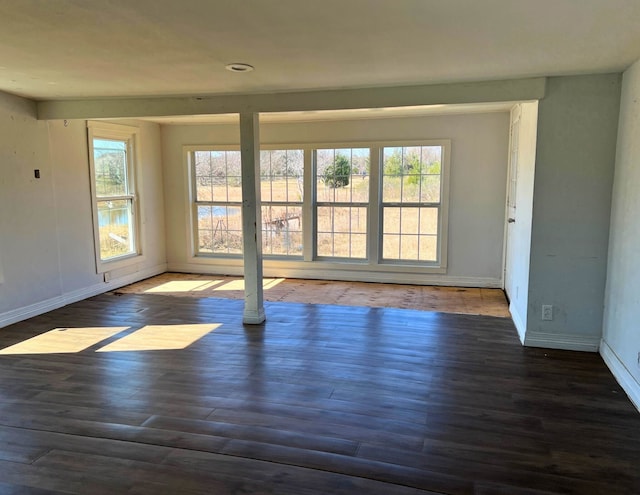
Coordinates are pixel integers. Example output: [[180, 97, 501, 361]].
[[260, 149, 304, 257], [88, 122, 140, 270], [381, 145, 443, 262], [188, 140, 449, 271], [193, 150, 243, 255], [315, 148, 369, 259]]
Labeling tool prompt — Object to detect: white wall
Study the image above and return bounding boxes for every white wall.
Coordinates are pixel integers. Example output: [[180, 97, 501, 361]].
[[0, 92, 61, 311], [525, 74, 621, 351], [161, 112, 510, 286], [506, 101, 538, 341], [0, 90, 167, 327], [601, 59, 640, 410]]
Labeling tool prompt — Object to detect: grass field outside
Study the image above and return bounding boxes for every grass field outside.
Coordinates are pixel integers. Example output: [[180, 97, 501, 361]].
[[195, 175, 439, 261]]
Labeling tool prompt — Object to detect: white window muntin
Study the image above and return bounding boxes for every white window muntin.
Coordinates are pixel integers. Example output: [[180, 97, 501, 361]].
[[191, 149, 243, 257], [185, 139, 449, 270], [379, 143, 449, 266], [313, 147, 370, 261]]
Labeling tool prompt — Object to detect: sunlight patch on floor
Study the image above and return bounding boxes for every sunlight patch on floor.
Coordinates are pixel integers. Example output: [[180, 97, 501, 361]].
[[213, 278, 285, 291], [96, 324, 221, 352], [0, 327, 129, 355], [144, 280, 223, 293]]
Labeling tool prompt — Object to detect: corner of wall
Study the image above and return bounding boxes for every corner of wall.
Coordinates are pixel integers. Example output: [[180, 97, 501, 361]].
[[525, 74, 621, 351], [600, 339, 640, 412], [509, 303, 526, 344]]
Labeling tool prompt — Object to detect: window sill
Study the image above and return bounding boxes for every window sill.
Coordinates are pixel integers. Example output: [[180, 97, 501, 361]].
[[187, 255, 447, 275], [96, 253, 145, 275]]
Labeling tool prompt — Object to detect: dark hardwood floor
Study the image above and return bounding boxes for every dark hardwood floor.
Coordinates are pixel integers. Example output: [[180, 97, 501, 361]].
[[0, 293, 638, 494]]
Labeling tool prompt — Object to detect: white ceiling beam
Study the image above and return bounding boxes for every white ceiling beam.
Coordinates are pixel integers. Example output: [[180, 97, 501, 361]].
[[36, 77, 546, 120]]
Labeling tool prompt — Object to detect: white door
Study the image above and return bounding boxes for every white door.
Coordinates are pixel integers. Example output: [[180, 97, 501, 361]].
[[504, 106, 520, 301]]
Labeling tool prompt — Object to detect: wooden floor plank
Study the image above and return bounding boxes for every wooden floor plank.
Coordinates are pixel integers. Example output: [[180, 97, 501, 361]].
[[115, 273, 511, 317], [0, 292, 638, 494]]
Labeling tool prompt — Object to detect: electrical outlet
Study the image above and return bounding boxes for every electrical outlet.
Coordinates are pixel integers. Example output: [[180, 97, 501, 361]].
[[542, 305, 553, 321]]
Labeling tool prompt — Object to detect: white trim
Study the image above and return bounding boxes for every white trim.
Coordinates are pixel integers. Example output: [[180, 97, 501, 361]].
[[502, 103, 521, 291], [37, 77, 547, 120], [184, 146, 197, 260], [368, 146, 381, 264], [509, 302, 526, 344], [600, 340, 640, 412], [302, 148, 313, 261], [438, 141, 450, 269], [185, 139, 451, 273], [524, 331, 600, 352], [0, 263, 166, 329], [167, 262, 500, 287]]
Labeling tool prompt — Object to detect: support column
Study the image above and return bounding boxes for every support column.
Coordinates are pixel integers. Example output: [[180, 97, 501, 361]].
[[239, 112, 265, 324]]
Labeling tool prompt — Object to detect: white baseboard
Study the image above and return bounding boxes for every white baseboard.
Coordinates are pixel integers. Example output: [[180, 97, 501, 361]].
[[0, 295, 68, 330], [509, 303, 526, 345], [600, 339, 640, 413], [0, 263, 167, 329], [167, 262, 502, 288], [168, 262, 244, 277], [524, 331, 600, 352]]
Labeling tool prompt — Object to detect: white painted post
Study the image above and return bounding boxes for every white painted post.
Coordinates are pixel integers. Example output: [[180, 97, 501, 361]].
[[239, 112, 265, 324]]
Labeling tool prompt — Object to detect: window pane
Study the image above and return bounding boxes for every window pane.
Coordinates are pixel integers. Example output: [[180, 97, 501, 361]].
[[260, 149, 304, 203], [422, 146, 443, 171], [419, 236, 438, 261], [193, 151, 213, 201], [420, 175, 441, 203], [316, 148, 369, 203], [349, 233, 367, 258], [316, 206, 334, 233], [262, 206, 303, 256], [382, 234, 400, 260], [226, 177, 243, 202], [195, 151, 242, 203], [259, 150, 304, 258], [383, 207, 401, 234], [400, 207, 419, 233], [399, 235, 418, 260], [97, 199, 134, 260], [381, 145, 443, 263], [197, 205, 243, 254], [382, 206, 439, 261], [382, 145, 442, 204], [382, 175, 402, 203], [316, 206, 367, 258], [317, 232, 334, 258], [419, 207, 439, 235], [94, 139, 127, 197], [382, 147, 404, 203], [286, 177, 303, 202]]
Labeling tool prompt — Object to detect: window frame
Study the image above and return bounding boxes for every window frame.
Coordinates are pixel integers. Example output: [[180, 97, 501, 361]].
[[189, 147, 244, 258], [378, 142, 450, 267], [313, 147, 371, 261], [260, 148, 305, 259], [87, 121, 143, 274], [184, 139, 450, 275]]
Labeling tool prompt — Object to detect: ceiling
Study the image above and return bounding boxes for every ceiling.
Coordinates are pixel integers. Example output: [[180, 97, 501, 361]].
[[1, 0, 640, 102]]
